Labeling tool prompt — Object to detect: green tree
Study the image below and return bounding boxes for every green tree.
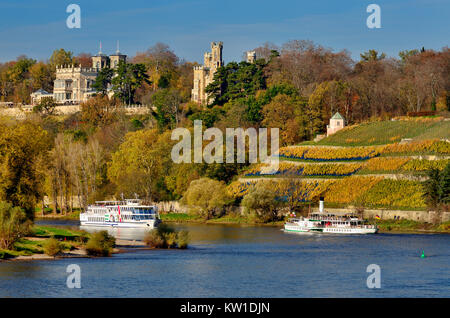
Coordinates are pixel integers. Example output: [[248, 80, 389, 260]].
[[0, 201, 31, 250], [151, 88, 182, 130], [206, 60, 267, 106], [423, 163, 450, 208], [112, 61, 151, 105], [92, 67, 114, 95]]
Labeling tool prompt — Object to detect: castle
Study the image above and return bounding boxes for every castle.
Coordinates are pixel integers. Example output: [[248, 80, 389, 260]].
[[31, 45, 126, 106], [191, 42, 224, 105]]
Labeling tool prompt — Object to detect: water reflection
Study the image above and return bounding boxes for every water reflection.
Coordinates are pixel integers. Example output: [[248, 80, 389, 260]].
[[1, 222, 449, 297]]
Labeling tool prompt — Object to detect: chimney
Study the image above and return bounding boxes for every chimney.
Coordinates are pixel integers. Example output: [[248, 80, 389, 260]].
[[319, 197, 324, 213]]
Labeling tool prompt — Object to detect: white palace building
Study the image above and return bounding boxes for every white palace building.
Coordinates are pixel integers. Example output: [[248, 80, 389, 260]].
[[31, 45, 126, 106]]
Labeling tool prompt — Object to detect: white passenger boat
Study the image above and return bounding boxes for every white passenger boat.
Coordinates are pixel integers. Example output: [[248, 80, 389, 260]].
[[79, 199, 161, 228], [284, 199, 378, 234]]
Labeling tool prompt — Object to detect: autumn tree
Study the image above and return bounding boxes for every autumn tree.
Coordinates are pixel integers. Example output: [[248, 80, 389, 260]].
[[107, 129, 175, 201], [80, 95, 120, 126], [0, 120, 50, 219], [33, 97, 57, 116], [262, 94, 308, 145], [180, 178, 231, 219], [241, 181, 280, 223], [49, 48, 75, 69]]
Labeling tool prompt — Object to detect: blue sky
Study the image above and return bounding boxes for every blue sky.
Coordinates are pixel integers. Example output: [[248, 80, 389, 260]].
[[0, 0, 448, 63]]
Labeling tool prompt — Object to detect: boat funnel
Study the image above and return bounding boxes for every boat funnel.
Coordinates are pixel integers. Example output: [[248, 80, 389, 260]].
[[319, 197, 324, 213]]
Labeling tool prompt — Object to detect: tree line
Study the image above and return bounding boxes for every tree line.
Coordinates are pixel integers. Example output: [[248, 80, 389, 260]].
[[0, 40, 448, 222]]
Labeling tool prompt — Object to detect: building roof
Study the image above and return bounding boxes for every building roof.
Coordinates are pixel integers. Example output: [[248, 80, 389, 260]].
[[331, 112, 344, 120], [32, 89, 51, 95]]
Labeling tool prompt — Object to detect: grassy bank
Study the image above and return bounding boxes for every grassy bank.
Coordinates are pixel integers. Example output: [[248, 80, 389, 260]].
[[0, 225, 87, 259], [160, 212, 449, 233], [160, 212, 284, 226], [34, 208, 81, 220], [376, 219, 450, 234]]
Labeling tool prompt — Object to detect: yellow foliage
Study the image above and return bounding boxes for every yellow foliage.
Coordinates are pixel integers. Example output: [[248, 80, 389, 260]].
[[382, 140, 450, 155], [279, 146, 381, 161], [364, 157, 411, 172], [359, 179, 426, 208], [323, 176, 383, 204]]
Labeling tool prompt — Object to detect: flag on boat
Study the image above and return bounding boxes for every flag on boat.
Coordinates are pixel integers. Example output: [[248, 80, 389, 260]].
[[375, 215, 381, 220]]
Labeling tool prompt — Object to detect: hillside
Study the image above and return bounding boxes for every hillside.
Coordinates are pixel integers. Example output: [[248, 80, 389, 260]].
[[230, 121, 450, 211], [312, 117, 450, 146]]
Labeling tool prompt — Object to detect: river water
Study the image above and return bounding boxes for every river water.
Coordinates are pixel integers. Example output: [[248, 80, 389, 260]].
[[0, 220, 448, 297]]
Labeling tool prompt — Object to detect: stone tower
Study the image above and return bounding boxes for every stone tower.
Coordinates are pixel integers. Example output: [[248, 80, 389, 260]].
[[192, 41, 224, 105], [109, 41, 127, 69], [246, 51, 256, 63], [91, 42, 109, 70]]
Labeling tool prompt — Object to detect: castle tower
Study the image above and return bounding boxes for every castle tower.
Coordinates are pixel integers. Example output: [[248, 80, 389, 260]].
[[109, 41, 127, 69], [91, 42, 109, 70], [192, 41, 224, 105], [246, 51, 256, 63]]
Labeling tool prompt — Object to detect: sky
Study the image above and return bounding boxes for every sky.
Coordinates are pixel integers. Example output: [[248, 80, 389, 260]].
[[0, 0, 448, 63]]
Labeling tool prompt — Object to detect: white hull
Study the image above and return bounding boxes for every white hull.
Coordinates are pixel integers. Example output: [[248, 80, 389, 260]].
[[284, 224, 377, 234], [321, 227, 377, 234], [80, 220, 159, 229]]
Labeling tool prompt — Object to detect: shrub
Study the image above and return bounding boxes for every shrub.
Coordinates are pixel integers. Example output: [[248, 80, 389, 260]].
[[44, 237, 63, 256], [163, 232, 177, 248], [85, 231, 116, 256], [143, 224, 189, 249], [0, 201, 31, 250], [176, 231, 189, 249], [144, 230, 165, 248]]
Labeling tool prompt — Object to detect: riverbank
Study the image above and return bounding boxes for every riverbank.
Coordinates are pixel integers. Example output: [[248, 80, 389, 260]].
[[160, 212, 284, 226], [0, 225, 150, 261], [35, 212, 450, 233], [160, 212, 450, 234]]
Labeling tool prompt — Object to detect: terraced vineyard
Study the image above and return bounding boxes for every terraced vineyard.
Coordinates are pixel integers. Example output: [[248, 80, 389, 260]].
[[313, 117, 450, 146], [232, 137, 450, 210]]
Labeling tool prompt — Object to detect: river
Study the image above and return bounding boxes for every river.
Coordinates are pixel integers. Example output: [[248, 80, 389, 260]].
[[0, 220, 448, 297]]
